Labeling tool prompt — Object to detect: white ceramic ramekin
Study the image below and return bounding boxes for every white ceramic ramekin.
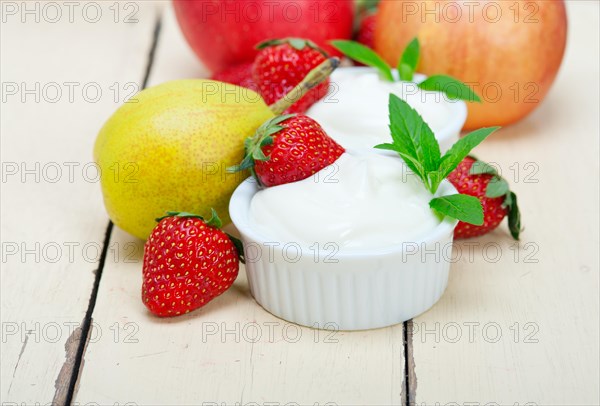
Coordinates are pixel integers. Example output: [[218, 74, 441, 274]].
[[230, 178, 459, 331]]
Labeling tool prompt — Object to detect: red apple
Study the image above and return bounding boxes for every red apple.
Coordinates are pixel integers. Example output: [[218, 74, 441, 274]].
[[374, 0, 567, 129], [173, 0, 354, 72]]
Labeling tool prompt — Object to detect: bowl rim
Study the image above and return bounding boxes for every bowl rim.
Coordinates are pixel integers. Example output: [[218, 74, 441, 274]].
[[324, 66, 468, 148], [229, 176, 459, 260]]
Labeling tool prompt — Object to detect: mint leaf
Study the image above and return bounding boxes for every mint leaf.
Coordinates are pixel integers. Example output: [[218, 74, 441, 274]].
[[430, 194, 484, 225], [418, 75, 481, 102], [385, 94, 441, 190], [398, 37, 420, 81], [437, 127, 500, 180], [398, 65, 413, 83], [331, 40, 394, 82], [486, 178, 509, 198]]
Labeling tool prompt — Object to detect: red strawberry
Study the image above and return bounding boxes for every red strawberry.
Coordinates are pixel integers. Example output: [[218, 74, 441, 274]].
[[253, 38, 330, 114], [357, 13, 377, 49], [447, 156, 521, 240], [211, 62, 257, 90], [229, 114, 345, 187], [142, 210, 242, 317]]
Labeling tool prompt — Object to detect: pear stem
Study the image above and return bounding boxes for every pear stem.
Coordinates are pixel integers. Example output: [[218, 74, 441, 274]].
[[269, 57, 340, 115]]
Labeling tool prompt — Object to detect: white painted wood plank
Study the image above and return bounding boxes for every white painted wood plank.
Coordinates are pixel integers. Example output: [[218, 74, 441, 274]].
[[0, 3, 160, 403], [146, 3, 209, 85], [74, 6, 405, 404], [75, 228, 405, 405], [411, 2, 600, 404]]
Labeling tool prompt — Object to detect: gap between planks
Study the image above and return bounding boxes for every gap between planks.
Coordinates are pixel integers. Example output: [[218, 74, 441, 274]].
[[403, 319, 417, 405], [56, 14, 163, 406]]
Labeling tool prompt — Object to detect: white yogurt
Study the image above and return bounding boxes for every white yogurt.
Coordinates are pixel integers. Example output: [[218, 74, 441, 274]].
[[249, 153, 440, 251], [307, 67, 465, 153]]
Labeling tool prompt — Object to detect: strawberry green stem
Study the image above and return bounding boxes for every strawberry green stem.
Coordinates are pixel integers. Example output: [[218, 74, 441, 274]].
[[155, 209, 222, 228], [269, 57, 340, 115]]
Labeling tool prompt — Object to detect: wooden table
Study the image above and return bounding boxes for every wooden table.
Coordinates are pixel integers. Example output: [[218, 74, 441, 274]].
[[1, 1, 598, 405]]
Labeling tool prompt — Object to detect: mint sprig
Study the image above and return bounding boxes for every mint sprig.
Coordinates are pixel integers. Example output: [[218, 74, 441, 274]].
[[378, 94, 500, 225], [430, 195, 484, 226], [375, 93, 440, 189], [331, 38, 480, 103]]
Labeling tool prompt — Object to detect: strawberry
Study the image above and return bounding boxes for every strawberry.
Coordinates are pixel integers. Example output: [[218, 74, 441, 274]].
[[447, 156, 522, 240], [211, 62, 257, 90], [142, 210, 242, 317], [253, 38, 330, 114], [229, 114, 344, 187], [357, 13, 377, 50]]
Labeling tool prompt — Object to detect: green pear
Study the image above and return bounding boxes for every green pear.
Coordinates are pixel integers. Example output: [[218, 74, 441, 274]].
[[94, 80, 273, 240]]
